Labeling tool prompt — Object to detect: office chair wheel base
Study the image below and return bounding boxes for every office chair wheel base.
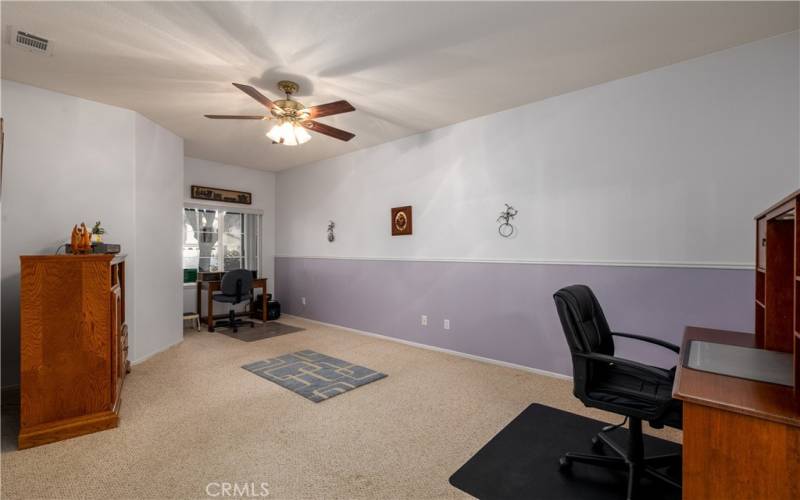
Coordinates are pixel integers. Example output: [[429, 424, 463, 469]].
[[558, 456, 572, 471], [591, 436, 604, 451]]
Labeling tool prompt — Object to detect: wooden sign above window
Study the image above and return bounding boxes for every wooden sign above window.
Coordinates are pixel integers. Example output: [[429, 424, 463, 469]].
[[191, 185, 252, 205]]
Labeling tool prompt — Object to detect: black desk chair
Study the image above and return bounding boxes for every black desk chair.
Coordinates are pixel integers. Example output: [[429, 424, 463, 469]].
[[212, 269, 255, 333], [553, 284, 682, 500]]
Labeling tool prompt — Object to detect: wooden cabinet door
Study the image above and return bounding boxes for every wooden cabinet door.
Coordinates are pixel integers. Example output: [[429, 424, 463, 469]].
[[20, 258, 113, 427]]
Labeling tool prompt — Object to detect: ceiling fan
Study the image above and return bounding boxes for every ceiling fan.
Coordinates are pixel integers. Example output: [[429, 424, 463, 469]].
[[205, 81, 355, 146]]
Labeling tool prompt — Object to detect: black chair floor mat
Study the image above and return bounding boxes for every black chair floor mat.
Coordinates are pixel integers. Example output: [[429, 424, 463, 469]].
[[449, 404, 681, 500]]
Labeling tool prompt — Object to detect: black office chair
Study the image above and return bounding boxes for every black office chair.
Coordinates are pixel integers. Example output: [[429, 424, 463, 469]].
[[212, 269, 255, 333], [553, 284, 682, 500]]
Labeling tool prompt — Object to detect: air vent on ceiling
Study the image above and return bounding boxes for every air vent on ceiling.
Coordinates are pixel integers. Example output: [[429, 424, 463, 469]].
[[11, 28, 52, 55]]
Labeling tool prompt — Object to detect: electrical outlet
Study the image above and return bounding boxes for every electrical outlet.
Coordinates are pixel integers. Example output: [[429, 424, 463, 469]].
[[421, 315, 428, 326], [444, 319, 450, 330], [301, 297, 306, 306]]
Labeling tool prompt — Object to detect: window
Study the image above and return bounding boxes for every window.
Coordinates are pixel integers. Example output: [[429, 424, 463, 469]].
[[183, 207, 261, 283]]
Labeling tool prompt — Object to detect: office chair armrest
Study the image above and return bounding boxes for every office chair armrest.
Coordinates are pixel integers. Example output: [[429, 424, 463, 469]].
[[611, 332, 680, 353], [575, 352, 674, 383]]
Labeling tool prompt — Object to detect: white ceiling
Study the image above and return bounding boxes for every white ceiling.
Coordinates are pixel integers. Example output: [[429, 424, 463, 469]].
[[1, 2, 798, 172]]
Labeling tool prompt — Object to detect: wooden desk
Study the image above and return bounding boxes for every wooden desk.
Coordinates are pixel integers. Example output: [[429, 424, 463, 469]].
[[673, 326, 800, 500], [195, 277, 268, 331]]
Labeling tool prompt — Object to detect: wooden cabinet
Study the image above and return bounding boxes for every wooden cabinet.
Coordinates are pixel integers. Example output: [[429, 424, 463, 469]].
[[18, 254, 129, 449], [754, 190, 800, 395]]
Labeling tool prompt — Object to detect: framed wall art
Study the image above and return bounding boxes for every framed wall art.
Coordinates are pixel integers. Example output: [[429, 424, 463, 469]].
[[191, 185, 252, 205], [391, 206, 412, 236]]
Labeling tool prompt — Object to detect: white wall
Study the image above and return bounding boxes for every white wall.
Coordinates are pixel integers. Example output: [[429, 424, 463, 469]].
[[0, 80, 184, 385], [1, 80, 135, 385], [276, 32, 799, 268], [183, 157, 276, 314], [133, 114, 184, 360]]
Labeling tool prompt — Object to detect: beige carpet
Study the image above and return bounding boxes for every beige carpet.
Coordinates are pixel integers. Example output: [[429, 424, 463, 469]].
[[0, 316, 680, 499]]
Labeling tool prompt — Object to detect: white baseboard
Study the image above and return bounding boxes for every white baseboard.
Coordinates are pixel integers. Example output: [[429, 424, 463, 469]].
[[131, 337, 184, 366], [284, 314, 572, 381]]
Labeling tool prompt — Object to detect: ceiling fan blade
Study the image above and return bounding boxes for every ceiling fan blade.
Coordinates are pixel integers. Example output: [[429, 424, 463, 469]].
[[232, 83, 281, 113], [306, 100, 355, 119], [302, 120, 355, 142], [204, 114, 266, 120]]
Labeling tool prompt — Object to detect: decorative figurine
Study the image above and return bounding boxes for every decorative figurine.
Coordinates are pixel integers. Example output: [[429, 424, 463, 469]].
[[70, 223, 92, 254]]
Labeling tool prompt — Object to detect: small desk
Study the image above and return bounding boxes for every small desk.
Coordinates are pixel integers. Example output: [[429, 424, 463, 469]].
[[195, 277, 268, 332], [673, 326, 800, 500]]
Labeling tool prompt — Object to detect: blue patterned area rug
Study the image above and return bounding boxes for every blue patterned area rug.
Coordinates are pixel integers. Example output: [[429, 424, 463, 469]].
[[242, 350, 387, 402]]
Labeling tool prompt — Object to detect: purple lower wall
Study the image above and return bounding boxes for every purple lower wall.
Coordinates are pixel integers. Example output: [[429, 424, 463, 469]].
[[275, 257, 754, 376]]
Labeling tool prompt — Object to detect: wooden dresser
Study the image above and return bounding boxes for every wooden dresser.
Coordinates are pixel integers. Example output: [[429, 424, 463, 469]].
[[19, 254, 129, 449]]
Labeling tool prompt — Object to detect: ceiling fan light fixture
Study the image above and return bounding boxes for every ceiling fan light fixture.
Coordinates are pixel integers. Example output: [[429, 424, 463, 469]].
[[210, 81, 355, 145], [294, 124, 312, 144], [281, 122, 297, 145], [265, 123, 283, 143], [266, 119, 311, 146]]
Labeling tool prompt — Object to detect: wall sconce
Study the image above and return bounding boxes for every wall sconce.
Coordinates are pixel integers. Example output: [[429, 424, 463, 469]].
[[327, 221, 335, 242], [497, 204, 518, 238]]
